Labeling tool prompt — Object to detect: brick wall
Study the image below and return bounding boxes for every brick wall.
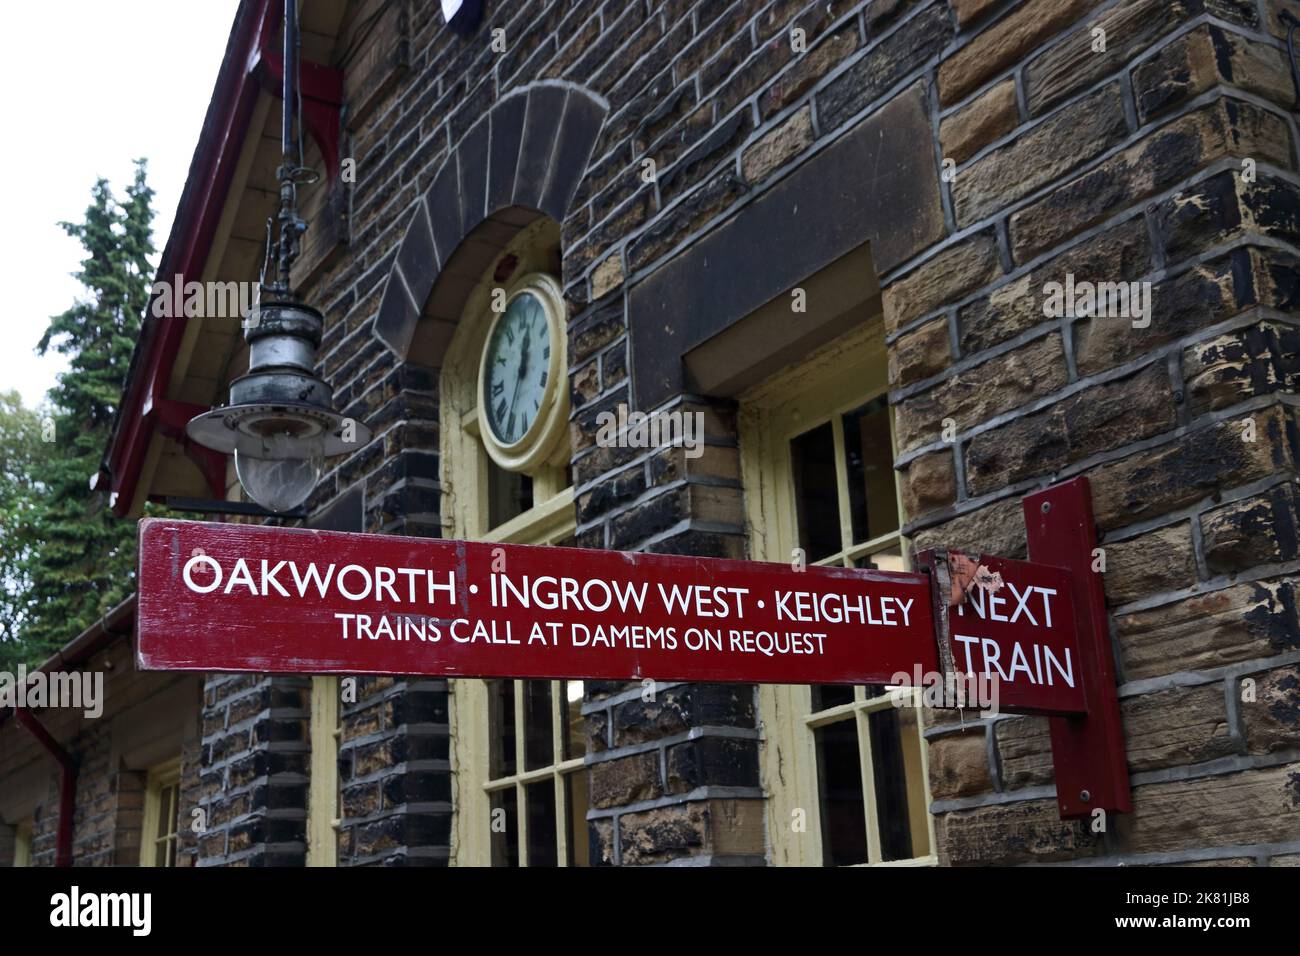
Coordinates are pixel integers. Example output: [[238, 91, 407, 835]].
[[582, 681, 764, 865], [336, 676, 452, 866], [196, 674, 310, 865], [179, 0, 1300, 865]]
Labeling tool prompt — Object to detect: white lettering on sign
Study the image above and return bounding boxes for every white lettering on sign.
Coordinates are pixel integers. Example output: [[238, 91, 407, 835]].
[[181, 554, 456, 604], [491, 574, 654, 613], [656, 583, 750, 617], [774, 591, 913, 626], [951, 635, 1075, 688], [944, 567, 1079, 697], [956, 582, 1056, 627], [333, 613, 439, 642], [172, 551, 932, 668]]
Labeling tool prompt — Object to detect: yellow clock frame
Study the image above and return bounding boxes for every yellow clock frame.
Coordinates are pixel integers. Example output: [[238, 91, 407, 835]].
[[476, 272, 570, 473]]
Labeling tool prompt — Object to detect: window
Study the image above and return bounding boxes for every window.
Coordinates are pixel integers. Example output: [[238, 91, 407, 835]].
[[740, 321, 934, 866], [484, 678, 590, 866], [140, 758, 182, 867], [12, 820, 31, 867], [439, 230, 586, 866], [307, 675, 341, 866], [445, 461, 585, 866]]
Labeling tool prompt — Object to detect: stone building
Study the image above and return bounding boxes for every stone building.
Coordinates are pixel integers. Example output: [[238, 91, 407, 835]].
[[2, 0, 1298, 867]]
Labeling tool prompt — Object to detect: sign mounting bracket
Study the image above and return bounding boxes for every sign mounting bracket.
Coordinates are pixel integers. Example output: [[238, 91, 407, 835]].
[[1024, 476, 1131, 820]]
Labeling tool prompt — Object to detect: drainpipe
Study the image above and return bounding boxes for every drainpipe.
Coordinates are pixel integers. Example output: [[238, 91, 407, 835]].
[[13, 708, 77, 867]]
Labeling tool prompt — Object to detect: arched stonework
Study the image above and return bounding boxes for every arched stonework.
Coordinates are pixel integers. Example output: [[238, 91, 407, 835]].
[[375, 80, 608, 360]]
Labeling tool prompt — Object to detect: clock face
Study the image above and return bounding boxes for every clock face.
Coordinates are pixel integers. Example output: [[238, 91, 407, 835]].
[[483, 290, 553, 447]]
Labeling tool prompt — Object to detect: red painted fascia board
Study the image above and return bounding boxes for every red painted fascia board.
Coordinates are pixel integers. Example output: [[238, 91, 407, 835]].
[[105, 0, 277, 516]]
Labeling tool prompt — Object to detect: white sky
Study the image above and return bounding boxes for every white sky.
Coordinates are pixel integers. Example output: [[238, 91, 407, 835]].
[[0, 0, 241, 409]]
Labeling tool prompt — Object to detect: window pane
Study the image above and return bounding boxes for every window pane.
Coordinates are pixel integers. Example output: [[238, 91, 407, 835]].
[[565, 771, 590, 867], [523, 680, 554, 771], [488, 681, 516, 778], [814, 719, 868, 866], [563, 680, 586, 759], [490, 788, 519, 867], [790, 421, 841, 562], [525, 781, 557, 866], [810, 685, 855, 712], [867, 707, 915, 862], [843, 398, 898, 543], [489, 463, 533, 529], [853, 545, 905, 572]]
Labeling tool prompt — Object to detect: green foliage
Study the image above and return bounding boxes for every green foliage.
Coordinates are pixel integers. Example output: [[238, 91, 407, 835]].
[[0, 392, 44, 648], [2, 160, 155, 668]]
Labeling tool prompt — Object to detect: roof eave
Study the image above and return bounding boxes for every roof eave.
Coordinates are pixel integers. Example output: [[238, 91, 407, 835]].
[[103, 0, 278, 518]]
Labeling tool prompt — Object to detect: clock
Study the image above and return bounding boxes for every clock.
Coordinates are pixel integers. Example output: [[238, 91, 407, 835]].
[[477, 273, 570, 472]]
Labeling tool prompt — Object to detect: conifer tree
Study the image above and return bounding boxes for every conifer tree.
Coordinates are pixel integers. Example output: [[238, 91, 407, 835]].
[[11, 160, 154, 666]]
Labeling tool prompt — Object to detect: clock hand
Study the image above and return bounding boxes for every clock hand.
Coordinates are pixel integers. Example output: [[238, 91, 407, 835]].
[[505, 327, 529, 437]]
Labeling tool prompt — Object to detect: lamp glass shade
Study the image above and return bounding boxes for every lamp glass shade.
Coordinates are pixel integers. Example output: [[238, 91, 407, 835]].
[[234, 432, 325, 513]]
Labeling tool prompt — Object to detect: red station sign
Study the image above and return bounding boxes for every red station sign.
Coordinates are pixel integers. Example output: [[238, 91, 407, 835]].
[[137, 519, 942, 687], [134, 477, 1131, 819], [918, 550, 1087, 716]]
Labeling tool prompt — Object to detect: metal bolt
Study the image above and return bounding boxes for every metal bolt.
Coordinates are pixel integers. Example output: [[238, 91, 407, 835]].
[[1041, 501, 1052, 514], [1079, 789, 1091, 802]]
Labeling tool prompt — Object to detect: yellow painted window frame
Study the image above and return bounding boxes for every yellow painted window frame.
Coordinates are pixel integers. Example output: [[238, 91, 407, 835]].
[[445, 406, 580, 866], [307, 674, 341, 866], [12, 820, 31, 867], [438, 238, 581, 865], [478, 675, 590, 866], [738, 320, 937, 867], [139, 757, 182, 867]]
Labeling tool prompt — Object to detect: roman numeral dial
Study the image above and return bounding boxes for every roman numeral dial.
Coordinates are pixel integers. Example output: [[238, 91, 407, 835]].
[[478, 274, 568, 473]]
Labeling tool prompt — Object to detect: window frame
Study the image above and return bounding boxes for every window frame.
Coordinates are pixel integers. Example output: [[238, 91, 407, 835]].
[[307, 674, 341, 866], [449, 481, 582, 868], [738, 320, 937, 867], [139, 757, 182, 868], [479, 677, 590, 866], [438, 235, 583, 867], [12, 820, 31, 868]]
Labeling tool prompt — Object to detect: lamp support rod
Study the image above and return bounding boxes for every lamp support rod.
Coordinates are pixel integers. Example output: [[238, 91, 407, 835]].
[[272, 0, 306, 296]]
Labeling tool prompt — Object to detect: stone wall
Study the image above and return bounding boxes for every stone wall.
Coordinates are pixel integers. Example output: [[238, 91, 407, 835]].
[[5, 713, 201, 867], [561, 0, 1297, 864], [582, 681, 765, 865], [887, 0, 1300, 864], [195, 674, 310, 865], [336, 676, 452, 866], [1, 637, 204, 868]]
